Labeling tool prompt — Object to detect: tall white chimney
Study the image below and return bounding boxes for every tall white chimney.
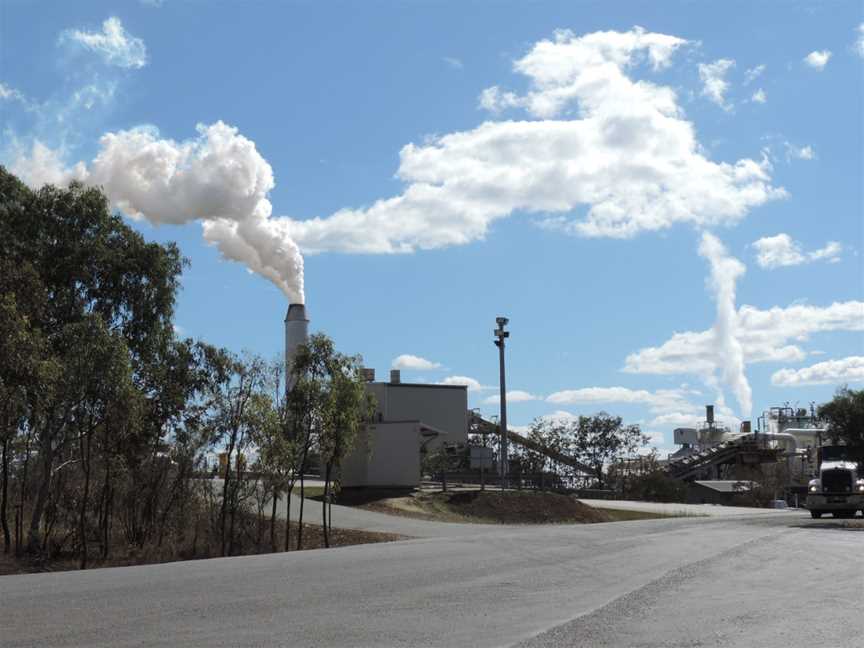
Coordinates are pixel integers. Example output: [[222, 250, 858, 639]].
[[285, 303, 309, 392]]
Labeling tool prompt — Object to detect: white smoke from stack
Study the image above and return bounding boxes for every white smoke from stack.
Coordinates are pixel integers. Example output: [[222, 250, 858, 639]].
[[698, 232, 752, 417], [29, 122, 305, 303]]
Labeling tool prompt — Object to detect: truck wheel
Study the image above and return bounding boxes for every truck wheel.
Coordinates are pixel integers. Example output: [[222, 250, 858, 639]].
[[810, 511, 822, 519]]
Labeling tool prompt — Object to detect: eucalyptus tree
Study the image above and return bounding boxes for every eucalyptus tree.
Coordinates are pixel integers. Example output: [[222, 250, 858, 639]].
[[286, 334, 373, 549], [317, 353, 375, 546], [573, 413, 648, 489], [819, 387, 864, 447], [0, 168, 183, 555]]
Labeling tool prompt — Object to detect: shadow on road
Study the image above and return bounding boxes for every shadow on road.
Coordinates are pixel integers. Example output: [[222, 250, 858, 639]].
[[789, 518, 864, 532]]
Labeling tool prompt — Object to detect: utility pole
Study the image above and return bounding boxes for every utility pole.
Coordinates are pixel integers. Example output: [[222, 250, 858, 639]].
[[494, 316, 509, 490]]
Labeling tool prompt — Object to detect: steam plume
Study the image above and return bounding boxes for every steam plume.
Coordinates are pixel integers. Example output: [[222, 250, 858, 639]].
[[698, 232, 752, 417], [25, 122, 305, 303]]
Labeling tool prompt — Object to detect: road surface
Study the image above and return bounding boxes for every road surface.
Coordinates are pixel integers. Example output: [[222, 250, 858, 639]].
[[2, 507, 861, 647]]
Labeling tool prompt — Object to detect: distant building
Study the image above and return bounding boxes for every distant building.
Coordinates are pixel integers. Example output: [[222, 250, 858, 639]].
[[341, 369, 468, 488], [686, 480, 756, 505]]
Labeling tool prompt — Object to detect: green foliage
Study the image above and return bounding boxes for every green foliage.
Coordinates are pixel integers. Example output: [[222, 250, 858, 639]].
[[623, 471, 688, 503], [287, 333, 375, 474], [818, 386, 864, 447], [573, 413, 648, 488]]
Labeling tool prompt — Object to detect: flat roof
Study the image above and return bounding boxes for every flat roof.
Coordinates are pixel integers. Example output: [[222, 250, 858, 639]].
[[370, 381, 467, 390]]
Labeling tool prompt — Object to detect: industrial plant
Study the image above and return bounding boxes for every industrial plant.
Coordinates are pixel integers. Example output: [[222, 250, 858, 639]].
[[283, 303, 863, 515]]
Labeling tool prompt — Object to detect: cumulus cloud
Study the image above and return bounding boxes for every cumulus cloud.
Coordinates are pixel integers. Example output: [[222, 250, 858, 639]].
[[751, 88, 766, 104], [61, 17, 148, 69], [283, 27, 783, 251], [772, 356, 864, 387], [11, 28, 787, 301], [856, 24, 864, 58], [752, 233, 842, 269], [11, 140, 88, 188], [546, 386, 700, 415], [803, 50, 831, 70], [648, 412, 705, 428], [14, 122, 305, 303], [698, 58, 735, 109], [437, 375, 486, 391], [392, 354, 442, 371], [624, 300, 864, 377], [483, 390, 541, 405]]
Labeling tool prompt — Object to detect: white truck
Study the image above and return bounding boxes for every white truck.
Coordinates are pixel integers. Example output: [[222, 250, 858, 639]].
[[806, 445, 864, 519]]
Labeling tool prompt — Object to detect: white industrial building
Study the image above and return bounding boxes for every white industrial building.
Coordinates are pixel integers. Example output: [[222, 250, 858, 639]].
[[284, 305, 468, 488], [341, 369, 468, 487]]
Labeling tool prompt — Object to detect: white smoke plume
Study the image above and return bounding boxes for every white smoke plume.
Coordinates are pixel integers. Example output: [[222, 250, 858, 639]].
[[698, 232, 752, 417], [18, 122, 305, 303]]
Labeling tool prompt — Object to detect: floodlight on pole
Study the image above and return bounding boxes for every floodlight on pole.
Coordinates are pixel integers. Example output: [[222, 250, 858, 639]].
[[493, 316, 510, 490]]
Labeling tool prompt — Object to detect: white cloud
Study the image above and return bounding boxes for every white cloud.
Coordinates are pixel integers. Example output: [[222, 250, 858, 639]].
[[62, 17, 148, 69], [443, 57, 464, 70], [282, 27, 783, 251], [785, 143, 815, 161], [13, 122, 305, 303], [546, 386, 700, 415], [772, 356, 864, 387], [803, 50, 831, 70], [856, 24, 864, 58], [744, 64, 765, 85], [625, 300, 864, 377], [753, 233, 842, 269], [0, 82, 27, 104], [11, 140, 88, 188], [698, 58, 735, 109], [437, 375, 486, 391], [483, 390, 541, 405], [751, 88, 766, 104], [391, 354, 442, 371], [648, 412, 705, 428]]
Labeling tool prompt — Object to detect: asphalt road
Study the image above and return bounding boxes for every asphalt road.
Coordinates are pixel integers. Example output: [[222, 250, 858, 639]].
[[3, 509, 861, 648]]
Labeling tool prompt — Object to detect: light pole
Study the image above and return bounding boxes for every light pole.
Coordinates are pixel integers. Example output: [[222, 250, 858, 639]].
[[494, 316, 509, 490]]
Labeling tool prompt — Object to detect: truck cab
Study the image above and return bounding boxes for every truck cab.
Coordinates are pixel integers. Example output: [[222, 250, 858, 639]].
[[805, 445, 864, 519]]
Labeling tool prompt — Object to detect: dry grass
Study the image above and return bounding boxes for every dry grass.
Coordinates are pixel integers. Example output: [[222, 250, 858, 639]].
[[0, 517, 404, 577]]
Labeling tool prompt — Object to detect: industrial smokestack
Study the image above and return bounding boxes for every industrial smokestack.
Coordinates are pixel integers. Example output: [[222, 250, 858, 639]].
[[285, 303, 309, 392]]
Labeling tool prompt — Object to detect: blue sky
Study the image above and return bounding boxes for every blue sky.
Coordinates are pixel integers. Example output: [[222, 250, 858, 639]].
[[2, 1, 862, 453]]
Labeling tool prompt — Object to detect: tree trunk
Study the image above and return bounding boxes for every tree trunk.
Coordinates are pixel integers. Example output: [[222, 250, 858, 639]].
[[270, 487, 278, 552], [284, 485, 292, 552], [1, 436, 10, 553], [219, 444, 234, 557], [27, 446, 54, 553], [322, 463, 331, 548], [102, 482, 113, 560], [296, 472, 305, 551], [79, 429, 92, 570], [228, 453, 243, 557]]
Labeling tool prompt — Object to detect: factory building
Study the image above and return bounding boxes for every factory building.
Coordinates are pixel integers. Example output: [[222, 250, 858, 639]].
[[284, 305, 468, 488], [342, 369, 468, 487]]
